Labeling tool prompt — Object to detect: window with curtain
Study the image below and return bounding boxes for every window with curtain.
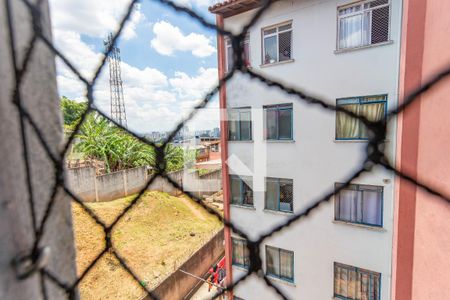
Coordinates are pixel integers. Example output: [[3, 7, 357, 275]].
[[230, 175, 254, 207], [336, 95, 386, 140], [335, 183, 383, 227], [232, 238, 250, 268], [229, 107, 252, 141], [266, 246, 294, 282], [225, 34, 250, 73], [264, 104, 293, 140], [334, 262, 381, 300], [262, 22, 292, 64], [337, 0, 390, 50], [265, 178, 293, 212]]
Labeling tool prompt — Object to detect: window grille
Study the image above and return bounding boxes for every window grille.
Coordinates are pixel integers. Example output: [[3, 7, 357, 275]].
[[334, 262, 381, 300], [335, 183, 383, 227], [336, 95, 387, 140], [262, 22, 292, 64], [337, 0, 390, 50]]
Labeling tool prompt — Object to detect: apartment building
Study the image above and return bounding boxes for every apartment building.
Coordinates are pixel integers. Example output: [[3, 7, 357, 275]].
[[211, 0, 402, 299]]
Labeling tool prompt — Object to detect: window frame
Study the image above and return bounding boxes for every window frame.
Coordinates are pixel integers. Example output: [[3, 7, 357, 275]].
[[230, 175, 254, 207], [335, 94, 387, 141], [265, 245, 295, 282], [334, 262, 381, 300], [334, 183, 384, 227], [225, 34, 250, 73], [261, 21, 293, 65], [263, 103, 293, 141], [232, 238, 250, 269], [228, 107, 252, 141], [336, 0, 391, 51], [264, 177, 294, 213]]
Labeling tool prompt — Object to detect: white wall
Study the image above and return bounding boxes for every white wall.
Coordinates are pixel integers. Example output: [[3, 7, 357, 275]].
[[223, 0, 403, 299]]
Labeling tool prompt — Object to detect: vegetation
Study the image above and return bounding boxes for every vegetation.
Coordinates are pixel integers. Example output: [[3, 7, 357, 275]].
[[61, 97, 194, 173], [72, 192, 223, 300]]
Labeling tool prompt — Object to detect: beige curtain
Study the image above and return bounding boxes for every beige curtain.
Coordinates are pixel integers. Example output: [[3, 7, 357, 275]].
[[359, 103, 385, 138], [336, 104, 360, 139]]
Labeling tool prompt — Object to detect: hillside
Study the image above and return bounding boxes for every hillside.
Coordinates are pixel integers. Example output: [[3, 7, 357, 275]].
[[72, 191, 223, 300]]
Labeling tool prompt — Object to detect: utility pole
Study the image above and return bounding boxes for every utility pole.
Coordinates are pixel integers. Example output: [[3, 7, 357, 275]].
[[104, 33, 127, 128]]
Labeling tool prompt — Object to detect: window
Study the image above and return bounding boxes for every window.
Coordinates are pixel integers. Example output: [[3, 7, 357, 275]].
[[336, 95, 386, 140], [335, 183, 383, 227], [232, 238, 249, 268], [230, 175, 253, 206], [334, 262, 381, 300], [228, 108, 252, 141], [265, 245, 294, 282], [265, 178, 293, 212], [226, 34, 250, 73], [264, 104, 293, 140], [337, 0, 390, 50], [262, 22, 292, 64]]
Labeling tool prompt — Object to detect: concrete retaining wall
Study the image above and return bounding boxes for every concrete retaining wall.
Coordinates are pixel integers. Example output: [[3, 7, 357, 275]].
[[151, 229, 225, 300], [66, 166, 147, 202], [67, 167, 222, 202]]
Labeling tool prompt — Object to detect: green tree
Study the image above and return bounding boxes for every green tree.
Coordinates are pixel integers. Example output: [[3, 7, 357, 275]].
[[60, 96, 88, 130]]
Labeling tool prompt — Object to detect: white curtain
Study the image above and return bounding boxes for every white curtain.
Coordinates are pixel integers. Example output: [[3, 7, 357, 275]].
[[339, 11, 370, 49], [362, 189, 382, 225]]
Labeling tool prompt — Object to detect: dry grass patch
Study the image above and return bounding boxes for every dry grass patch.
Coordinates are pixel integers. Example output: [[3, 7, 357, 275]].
[[72, 191, 223, 300]]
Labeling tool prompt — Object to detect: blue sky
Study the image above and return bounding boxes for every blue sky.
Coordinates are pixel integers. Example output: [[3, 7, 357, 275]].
[[50, 0, 220, 133]]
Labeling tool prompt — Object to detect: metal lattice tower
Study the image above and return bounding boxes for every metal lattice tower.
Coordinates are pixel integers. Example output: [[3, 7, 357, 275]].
[[104, 33, 127, 127]]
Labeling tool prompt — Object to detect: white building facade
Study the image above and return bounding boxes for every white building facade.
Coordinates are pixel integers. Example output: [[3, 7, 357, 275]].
[[211, 0, 403, 299]]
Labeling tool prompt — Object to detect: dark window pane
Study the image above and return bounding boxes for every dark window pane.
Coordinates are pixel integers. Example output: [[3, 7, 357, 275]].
[[265, 179, 278, 210], [266, 247, 280, 276], [230, 176, 241, 204], [240, 111, 252, 140], [264, 35, 277, 64], [226, 44, 233, 72], [279, 180, 293, 212], [266, 109, 278, 139], [242, 179, 253, 206], [279, 31, 292, 61], [228, 110, 239, 140], [278, 108, 292, 139]]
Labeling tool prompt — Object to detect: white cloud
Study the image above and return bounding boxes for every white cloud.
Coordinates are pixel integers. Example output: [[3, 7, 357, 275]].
[[169, 67, 218, 99], [151, 21, 216, 57], [172, 0, 214, 8], [49, 0, 143, 40], [49, 1, 220, 132]]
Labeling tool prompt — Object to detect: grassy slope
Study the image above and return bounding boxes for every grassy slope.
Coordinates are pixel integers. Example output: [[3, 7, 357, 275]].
[[72, 191, 222, 300]]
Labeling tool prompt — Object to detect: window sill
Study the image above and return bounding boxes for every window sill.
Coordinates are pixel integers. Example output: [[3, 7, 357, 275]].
[[334, 40, 394, 54], [264, 139, 295, 143], [266, 275, 296, 287], [333, 139, 390, 143], [233, 265, 250, 272], [263, 209, 293, 216], [228, 140, 254, 143], [260, 59, 295, 68], [332, 220, 386, 232], [231, 204, 256, 210]]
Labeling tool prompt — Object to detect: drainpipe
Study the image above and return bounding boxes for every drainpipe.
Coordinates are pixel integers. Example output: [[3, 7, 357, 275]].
[[216, 14, 233, 298]]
